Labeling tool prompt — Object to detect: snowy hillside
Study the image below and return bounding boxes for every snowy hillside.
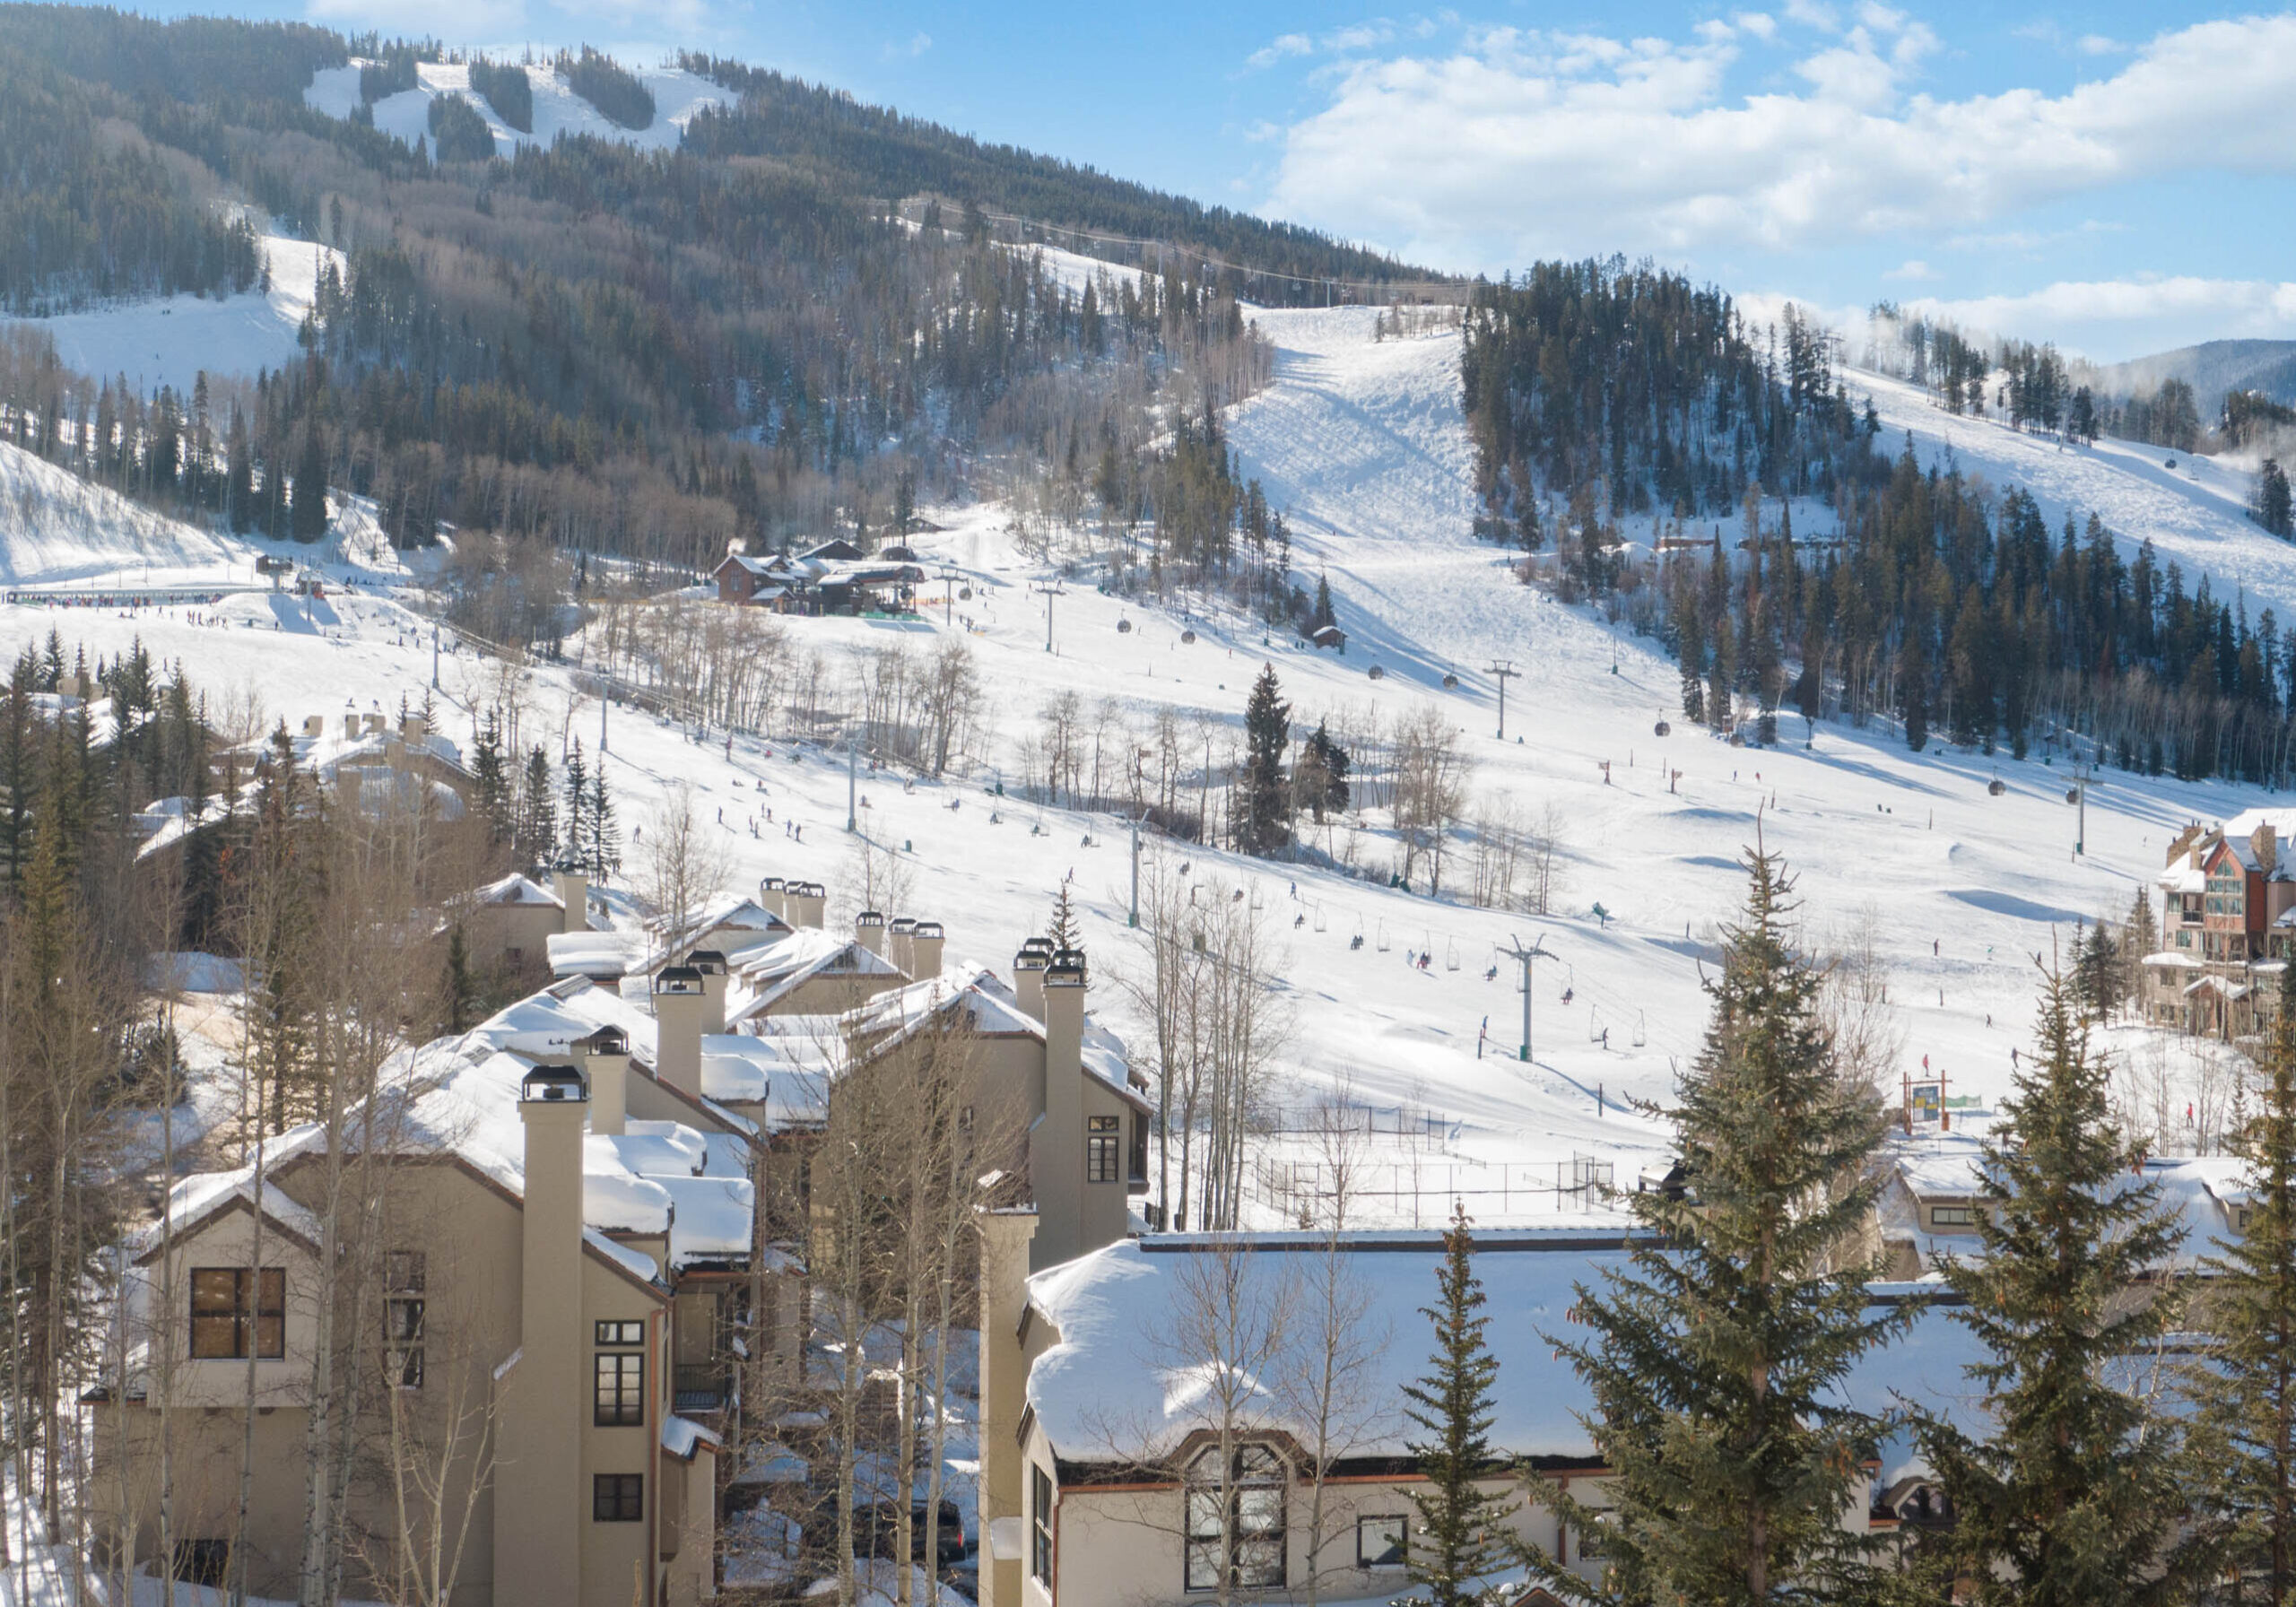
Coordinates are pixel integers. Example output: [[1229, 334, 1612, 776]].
[[0, 300, 2280, 1229], [304, 59, 732, 157], [0, 230, 340, 397]]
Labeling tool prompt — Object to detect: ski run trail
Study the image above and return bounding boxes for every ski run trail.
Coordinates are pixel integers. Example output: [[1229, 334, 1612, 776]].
[[2, 300, 2285, 1229]]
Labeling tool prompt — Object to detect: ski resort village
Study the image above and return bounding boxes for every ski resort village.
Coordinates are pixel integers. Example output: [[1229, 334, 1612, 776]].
[[6, 8, 2296, 1607]]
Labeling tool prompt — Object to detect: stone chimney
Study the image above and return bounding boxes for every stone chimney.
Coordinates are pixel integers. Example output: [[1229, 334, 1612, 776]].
[[975, 1205, 1039, 1607], [1013, 938, 1053, 1021], [574, 1026, 630, 1136], [759, 876, 787, 921], [2256, 823, 2278, 876], [888, 916, 917, 975], [500, 1064, 588, 1607], [301, 713, 326, 738], [552, 860, 590, 934], [2167, 822, 2202, 869], [653, 965, 707, 1099], [910, 920, 945, 978], [689, 949, 728, 1035], [400, 712, 427, 745], [342, 710, 359, 741], [857, 910, 886, 957], [789, 882, 827, 930]]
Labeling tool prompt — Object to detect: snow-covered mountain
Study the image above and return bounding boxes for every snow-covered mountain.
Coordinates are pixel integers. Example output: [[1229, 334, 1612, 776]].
[[4, 300, 2275, 1229], [303, 59, 732, 157]]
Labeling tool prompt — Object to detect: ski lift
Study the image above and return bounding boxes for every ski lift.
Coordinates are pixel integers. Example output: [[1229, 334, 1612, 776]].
[[1248, 883, 1264, 910], [959, 586, 973, 601], [1588, 1005, 1605, 1043], [1313, 904, 1327, 933], [1445, 940, 1460, 972], [1368, 665, 1385, 681], [1118, 617, 1134, 634], [1180, 630, 1198, 645], [1632, 1010, 1648, 1048], [1377, 920, 1391, 952], [1988, 777, 2006, 797], [1442, 672, 1459, 690], [1654, 719, 1672, 737]]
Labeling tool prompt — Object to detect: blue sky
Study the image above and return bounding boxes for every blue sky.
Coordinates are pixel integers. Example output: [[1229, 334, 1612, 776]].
[[154, 0, 2296, 362]]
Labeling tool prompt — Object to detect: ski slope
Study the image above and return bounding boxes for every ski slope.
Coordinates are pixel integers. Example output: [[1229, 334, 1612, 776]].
[[0, 303, 2280, 1228], [0, 231, 341, 398], [305, 59, 732, 158]]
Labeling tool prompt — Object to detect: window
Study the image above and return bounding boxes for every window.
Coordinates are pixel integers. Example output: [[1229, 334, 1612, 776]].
[[189, 1269, 284, 1359], [1130, 1112, 1149, 1185], [1356, 1515, 1405, 1568], [595, 1352, 645, 1426], [171, 1540, 230, 1587], [1087, 1134, 1120, 1184], [1031, 1464, 1054, 1584], [384, 1296, 425, 1388], [592, 1473, 643, 1522], [1931, 1205, 1976, 1228], [596, 1319, 644, 1346], [1184, 1444, 1285, 1592], [386, 1250, 425, 1292]]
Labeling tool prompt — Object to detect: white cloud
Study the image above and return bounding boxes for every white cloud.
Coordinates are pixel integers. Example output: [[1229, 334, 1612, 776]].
[[1247, 32, 1314, 70], [1884, 258, 1936, 281], [1782, 0, 1840, 31], [2078, 33, 2129, 56], [1909, 277, 2296, 337], [1261, 15, 2296, 269], [1733, 11, 1779, 42]]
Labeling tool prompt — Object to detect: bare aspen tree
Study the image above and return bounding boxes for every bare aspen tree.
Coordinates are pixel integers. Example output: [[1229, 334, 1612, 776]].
[[1277, 1202, 1390, 1607], [1525, 800, 1569, 917], [1393, 705, 1471, 895], [643, 781, 731, 955]]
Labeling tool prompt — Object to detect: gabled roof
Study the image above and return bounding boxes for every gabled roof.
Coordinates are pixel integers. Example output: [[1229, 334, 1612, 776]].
[[474, 872, 563, 909]]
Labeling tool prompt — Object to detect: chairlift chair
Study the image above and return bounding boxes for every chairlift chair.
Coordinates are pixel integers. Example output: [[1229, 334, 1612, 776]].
[[1313, 904, 1327, 933], [1632, 1010, 1648, 1047], [1588, 1005, 1605, 1042], [1377, 921, 1390, 952], [1445, 940, 1460, 971]]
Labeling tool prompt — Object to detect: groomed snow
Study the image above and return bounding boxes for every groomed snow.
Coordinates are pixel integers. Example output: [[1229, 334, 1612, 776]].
[[305, 59, 733, 158]]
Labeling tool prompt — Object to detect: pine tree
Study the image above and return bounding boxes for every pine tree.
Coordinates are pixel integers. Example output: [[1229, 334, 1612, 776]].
[[562, 739, 590, 862], [1916, 966, 2186, 1607], [517, 745, 556, 859], [586, 769, 621, 877], [2123, 888, 2159, 1006], [2181, 961, 2296, 1603], [1310, 573, 1337, 633], [1048, 872, 1081, 951], [1539, 847, 1908, 1606], [1238, 665, 1291, 856], [442, 924, 477, 1035], [471, 709, 510, 842], [1402, 1203, 1515, 1607], [289, 424, 329, 542]]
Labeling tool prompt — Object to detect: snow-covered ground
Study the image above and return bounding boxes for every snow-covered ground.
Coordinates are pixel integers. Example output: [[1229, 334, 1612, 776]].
[[0, 301, 2281, 1229], [0, 233, 341, 400], [304, 59, 732, 158]]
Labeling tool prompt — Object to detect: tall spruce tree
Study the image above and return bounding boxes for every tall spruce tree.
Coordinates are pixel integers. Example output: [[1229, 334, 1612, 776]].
[[1916, 965, 2185, 1607], [470, 709, 511, 842], [1239, 664, 1290, 855], [289, 424, 329, 542], [585, 769, 620, 877], [1538, 847, 1907, 1606], [517, 745, 556, 860], [563, 739, 591, 861], [2179, 960, 2296, 1603], [1403, 1203, 1515, 1607]]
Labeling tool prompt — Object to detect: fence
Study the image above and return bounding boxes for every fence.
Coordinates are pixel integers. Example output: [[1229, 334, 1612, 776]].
[[1250, 1152, 1622, 1229]]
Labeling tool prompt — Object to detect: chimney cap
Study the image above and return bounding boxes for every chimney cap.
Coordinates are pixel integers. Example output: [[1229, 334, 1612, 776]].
[[688, 949, 728, 973], [1014, 950, 1049, 972], [1018, 936, 1055, 957], [655, 965, 705, 993], [1053, 946, 1088, 970], [761, 875, 785, 892], [1046, 960, 1085, 987], [552, 854, 583, 873], [574, 1025, 630, 1055], [889, 916, 918, 934], [914, 920, 944, 938], [857, 909, 885, 927], [520, 1064, 589, 1104]]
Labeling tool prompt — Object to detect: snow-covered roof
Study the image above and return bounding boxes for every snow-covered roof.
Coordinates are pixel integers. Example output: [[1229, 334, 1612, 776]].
[[130, 1165, 325, 1261], [726, 930, 903, 1021], [844, 969, 1147, 1111], [662, 1412, 722, 1461], [474, 873, 563, 909], [1023, 1231, 1994, 1466]]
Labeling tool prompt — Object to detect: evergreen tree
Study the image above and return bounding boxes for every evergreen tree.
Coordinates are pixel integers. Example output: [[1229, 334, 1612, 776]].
[[470, 709, 511, 842], [2181, 961, 2296, 1603], [585, 769, 621, 878], [1539, 847, 1907, 1607], [563, 738, 590, 862], [517, 744, 556, 859], [2124, 888, 2160, 1004], [289, 423, 329, 542], [1237, 665, 1291, 855], [1296, 720, 1351, 823], [2258, 460, 2294, 539], [441, 924, 477, 1035], [1916, 966, 2186, 1607], [1310, 573, 1337, 633], [1048, 871, 1081, 951], [1403, 1203, 1515, 1607]]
